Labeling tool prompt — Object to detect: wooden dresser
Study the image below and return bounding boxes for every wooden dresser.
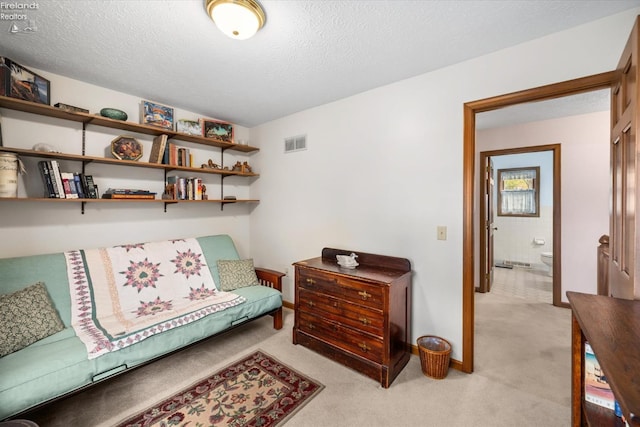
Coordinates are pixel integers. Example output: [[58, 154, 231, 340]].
[[293, 248, 411, 388], [567, 292, 640, 427]]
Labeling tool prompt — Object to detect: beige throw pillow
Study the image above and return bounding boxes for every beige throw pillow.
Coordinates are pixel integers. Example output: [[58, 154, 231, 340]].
[[216, 259, 259, 291]]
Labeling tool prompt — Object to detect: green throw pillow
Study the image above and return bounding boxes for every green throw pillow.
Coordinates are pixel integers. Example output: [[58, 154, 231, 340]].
[[217, 259, 259, 291], [0, 282, 65, 357]]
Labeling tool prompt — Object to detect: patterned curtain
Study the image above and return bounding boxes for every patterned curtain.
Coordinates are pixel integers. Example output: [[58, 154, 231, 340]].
[[500, 169, 536, 215]]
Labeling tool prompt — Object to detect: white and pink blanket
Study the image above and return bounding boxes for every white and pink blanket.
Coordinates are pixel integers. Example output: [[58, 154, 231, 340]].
[[65, 238, 245, 359]]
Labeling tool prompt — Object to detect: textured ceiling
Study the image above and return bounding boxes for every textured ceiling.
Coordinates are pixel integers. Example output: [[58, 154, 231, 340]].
[[0, 1, 638, 127], [476, 89, 611, 130]]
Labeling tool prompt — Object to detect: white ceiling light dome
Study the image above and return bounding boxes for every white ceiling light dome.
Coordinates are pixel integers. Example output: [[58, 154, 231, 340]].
[[205, 0, 266, 40]]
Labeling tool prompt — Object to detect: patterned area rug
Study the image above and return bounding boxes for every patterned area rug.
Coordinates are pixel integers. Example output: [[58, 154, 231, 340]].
[[116, 350, 324, 427]]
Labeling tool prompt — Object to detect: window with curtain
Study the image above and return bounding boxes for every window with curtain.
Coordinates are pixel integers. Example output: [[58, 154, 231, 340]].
[[497, 167, 540, 217]]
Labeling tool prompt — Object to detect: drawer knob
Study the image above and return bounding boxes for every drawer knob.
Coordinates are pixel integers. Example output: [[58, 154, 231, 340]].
[[358, 342, 370, 352], [358, 290, 371, 300], [359, 317, 371, 326], [306, 278, 316, 285], [307, 323, 315, 330], [333, 301, 339, 307], [307, 301, 316, 307]]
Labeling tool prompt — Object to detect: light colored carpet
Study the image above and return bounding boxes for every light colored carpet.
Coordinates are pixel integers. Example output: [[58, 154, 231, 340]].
[[22, 292, 571, 426]]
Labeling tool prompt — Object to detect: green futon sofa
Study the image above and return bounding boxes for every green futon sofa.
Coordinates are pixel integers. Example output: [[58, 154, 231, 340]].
[[0, 234, 283, 420]]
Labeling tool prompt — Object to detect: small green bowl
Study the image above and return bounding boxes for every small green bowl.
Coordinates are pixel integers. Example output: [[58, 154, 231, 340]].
[[100, 108, 128, 121]]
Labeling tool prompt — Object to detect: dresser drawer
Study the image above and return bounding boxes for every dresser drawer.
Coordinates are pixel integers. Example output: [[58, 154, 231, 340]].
[[298, 288, 384, 336], [297, 311, 383, 363], [297, 268, 384, 310]]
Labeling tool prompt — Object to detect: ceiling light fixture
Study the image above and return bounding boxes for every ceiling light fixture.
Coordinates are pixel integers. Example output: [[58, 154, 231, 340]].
[[205, 0, 265, 41]]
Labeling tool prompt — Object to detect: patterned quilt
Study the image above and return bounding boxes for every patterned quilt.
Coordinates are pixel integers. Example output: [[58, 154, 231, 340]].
[[64, 238, 246, 359]]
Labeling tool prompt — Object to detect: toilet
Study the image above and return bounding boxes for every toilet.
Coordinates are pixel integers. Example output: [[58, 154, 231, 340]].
[[540, 252, 553, 276]]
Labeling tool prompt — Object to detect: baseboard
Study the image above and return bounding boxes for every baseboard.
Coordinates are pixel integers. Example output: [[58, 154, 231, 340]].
[[283, 300, 464, 372]]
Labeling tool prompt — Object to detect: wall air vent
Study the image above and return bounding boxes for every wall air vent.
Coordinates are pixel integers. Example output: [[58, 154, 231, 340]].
[[284, 134, 307, 153]]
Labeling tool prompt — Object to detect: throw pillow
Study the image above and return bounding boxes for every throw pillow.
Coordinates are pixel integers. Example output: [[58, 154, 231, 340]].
[[217, 259, 259, 291], [0, 282, 65, 357]]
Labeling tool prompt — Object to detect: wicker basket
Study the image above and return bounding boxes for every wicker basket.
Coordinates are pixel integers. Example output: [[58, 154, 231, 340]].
[[417, 335, 451, 379]]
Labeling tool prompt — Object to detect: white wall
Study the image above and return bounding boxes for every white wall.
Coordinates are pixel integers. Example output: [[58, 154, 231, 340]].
[[476, 111, 610, 301], [0, 72, 255, 258], [249, 10, 638, 361]]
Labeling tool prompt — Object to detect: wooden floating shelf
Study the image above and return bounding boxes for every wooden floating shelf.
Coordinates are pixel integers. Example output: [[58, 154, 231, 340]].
[[0, 96, 259, 213], [0, 197, 259, 203], [0, 95, 258, 153], [0, 147, 259, 178]]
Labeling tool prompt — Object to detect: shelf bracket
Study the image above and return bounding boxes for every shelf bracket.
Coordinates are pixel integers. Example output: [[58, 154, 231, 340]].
[[163, 200, 178, 213], [82, 122, 87, 156], [220, 174, 227, 211], [80, 123, 88, 214]]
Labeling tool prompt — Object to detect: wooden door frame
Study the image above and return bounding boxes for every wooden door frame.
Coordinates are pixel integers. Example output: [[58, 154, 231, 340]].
[[479, 145, 561, 305], [462, 71, 617, 373]]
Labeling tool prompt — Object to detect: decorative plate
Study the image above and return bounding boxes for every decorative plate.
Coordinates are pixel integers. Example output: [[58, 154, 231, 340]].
[[111, 136, 143, 161]]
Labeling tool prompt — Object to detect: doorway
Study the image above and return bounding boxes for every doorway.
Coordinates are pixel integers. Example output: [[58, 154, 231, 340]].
[[461, 71, 616, 373], [478, 146, 560, 306]]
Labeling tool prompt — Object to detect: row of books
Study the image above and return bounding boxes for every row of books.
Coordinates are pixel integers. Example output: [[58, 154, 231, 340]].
[[165, 176, 204, 200], [148, 134, 194, 167], [167, 143, 193, 167], [37, 161, 98, 199]]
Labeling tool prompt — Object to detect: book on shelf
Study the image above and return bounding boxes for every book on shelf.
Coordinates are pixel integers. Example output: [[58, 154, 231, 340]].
[[104, 188, 155, 195], [53, 102, 89, 114], [178, 147, 186, 167], [73, 173, 85, 198], [60, 172, 78, 198], [168, 143, 177, 166], [148, 134, 167, 164], [81, 174, 98, 199], [162, 141, 170, 165], [37, 161, 55, 198], [164, 143, 192, 167], [102, 188, 156, 199], [49, 160, 65, 198], [178, 147, 192, 167], [102, 193, 156, 199], [584, 342, 615, 410]]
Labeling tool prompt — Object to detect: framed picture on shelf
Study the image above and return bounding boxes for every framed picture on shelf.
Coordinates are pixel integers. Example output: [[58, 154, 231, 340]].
[[0, 57, 50, 105], [140, 100, 174, 130], [111, 135, 143, 161], [176, 119, 202, 136], [201, 118, 233, 143]]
